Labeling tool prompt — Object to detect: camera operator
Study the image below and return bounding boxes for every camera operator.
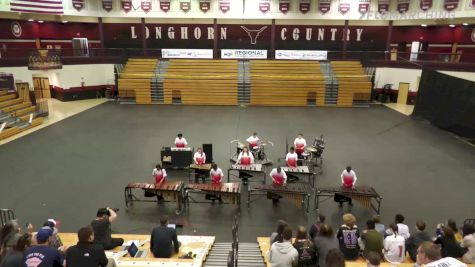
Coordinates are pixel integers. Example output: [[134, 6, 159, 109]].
[[91, 208, 124, 250]]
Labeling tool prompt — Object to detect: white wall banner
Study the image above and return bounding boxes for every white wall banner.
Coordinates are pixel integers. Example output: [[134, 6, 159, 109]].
[[275, 50, 327, 60], [162, 49, 213, 59], [221, 49, 267, 59]]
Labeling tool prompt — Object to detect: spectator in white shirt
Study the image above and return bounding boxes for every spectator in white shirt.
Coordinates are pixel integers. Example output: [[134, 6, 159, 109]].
[[386, 214, 410, 240], [294, 133, 307, 157], [270, 167, 287, 186], [384, 224, 406, 264], [193, 148, 206, 165], [174, 133, 187, 148], [237, 147, 254, 165], [417, 241, 467, 267], [285, 147, 298, 167], [209, 164, 224, 184], [246, 132, 260, 149], [268, 227, 299, 267]]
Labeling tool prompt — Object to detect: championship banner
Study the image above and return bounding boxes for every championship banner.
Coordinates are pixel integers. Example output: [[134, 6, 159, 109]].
[[180, 0, 190, 12], [72, 0, 84, 11], [199, 0, 211, 12], [397, 0, 410, 13], [102, 0, 112, 11], [359, 0, 370, 13], [162, 49, 213, 59], [300, 0, 311, 14], [275, 50, 328, 60], [221, 49, 267, 59], [259, 0, 271, 13], [420, 0, 432, 11], [279, 0, 290, 13], [378, 0, 389, 13], [160, 0, 170, 12], [339, 0, 350, 14], [443, 0, 458, 11], [141, 0, 152, 12], [219, 0, 230, 12], [319, 0, 331, 14], [121, 0, 132, 12]]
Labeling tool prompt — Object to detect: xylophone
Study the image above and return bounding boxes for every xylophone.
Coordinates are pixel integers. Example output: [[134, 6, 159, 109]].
[[281, 166, 315, 188], [314, 185, 382, 214], [248, 183, 311, 213], [185, 183, 241, 206], [124, 181, 185, 214], [227, 164, 266, 184]]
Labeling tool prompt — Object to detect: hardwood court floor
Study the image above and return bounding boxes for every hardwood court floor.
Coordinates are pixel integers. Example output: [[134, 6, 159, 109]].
[[0, 102, 474, 242]]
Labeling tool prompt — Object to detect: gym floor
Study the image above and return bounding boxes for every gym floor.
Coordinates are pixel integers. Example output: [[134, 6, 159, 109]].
[[0, 102, 474, 242]]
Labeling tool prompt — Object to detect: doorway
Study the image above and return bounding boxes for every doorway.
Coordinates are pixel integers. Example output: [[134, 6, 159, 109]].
[[397, 82, 410, 105], [32, 77, 51, 99]]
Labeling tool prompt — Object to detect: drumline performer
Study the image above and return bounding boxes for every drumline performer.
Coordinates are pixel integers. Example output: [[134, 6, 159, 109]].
[[246, 132, 260, 150], [174, 133, 188, 148], [334, 166, 357, 207], [237, 147, 254, 185], [294, 133, 307, 158], [285, 147, 299, 167]]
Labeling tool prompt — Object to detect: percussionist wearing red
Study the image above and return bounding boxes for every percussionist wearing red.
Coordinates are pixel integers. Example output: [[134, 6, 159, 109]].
[[285, 147, 299, 167], [246, 132, 260, 150], [174, 133, 188, 148], [209, 164, 224, 184], [294, 133, 307, 157], [270, 167, 287, 186], [194, 148, 206, 165], [152, 164, 167, 184], [237, 147, 254, 165]]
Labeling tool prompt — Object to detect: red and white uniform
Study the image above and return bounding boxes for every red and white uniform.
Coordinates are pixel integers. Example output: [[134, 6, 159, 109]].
[[285, 152, 298, 167], [174, 137, 188, 148], [270, 168, 287, 186], [246, 135, 260, 149], [152, 168, 167, 184], [340, 169, 357, 188], [210, 168, 224, 184], [237, 152, 254, 165], [193, 152, 206, 165], [294, 137, 307, 154]]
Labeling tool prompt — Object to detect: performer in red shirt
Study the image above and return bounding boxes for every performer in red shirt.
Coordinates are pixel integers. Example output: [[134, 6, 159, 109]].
[[152, 164, 167, 184], [294, 133, 307, 158], [210, 164, 224, 184], [334, 166, 357, 207], [193, 148, 206, 165], [285, 147, 299, 167], [237, 147, 254, 165], [246, 132, 260, 150], [270, 167, 287, 186], [174, 133, 188, 148]]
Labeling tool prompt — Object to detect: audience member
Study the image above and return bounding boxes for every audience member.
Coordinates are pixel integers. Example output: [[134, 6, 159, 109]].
[[448, 219, 463, 243], [24, 227, 62, 267], [383, 224, 405, 264], [314, 224, 339, 267], [150, 215, 180, 258], [462, 224, 475, 263], [337, 213, 360, 260], [365, 251, 381, 267], [372, 216, 385, 236], [417, 242, 467, 267], [361, 220, 383, 258], [65, 226, 108, 267], [91, 208, 124, 250], [405, 220, 431, 262], [0, 233, 31, 267], [270, 220, 288, 244], [41, 220, 63, 251], [393, 214, 410, 239], [325, 248, 345, 267], [268, 227, 298, 267], [308, 214, 325, 241], [0, 220, 31, 258], [434, 226, 465, 258], [293, 227, 316, 267]]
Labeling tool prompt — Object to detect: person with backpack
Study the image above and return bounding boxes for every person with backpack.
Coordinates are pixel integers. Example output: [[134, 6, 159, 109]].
[[293, 227, 316, 267]]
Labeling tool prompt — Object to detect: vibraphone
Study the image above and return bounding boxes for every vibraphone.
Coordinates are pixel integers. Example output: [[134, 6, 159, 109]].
[[185, 183, 241, 206], [124, 181, 185, 214], [281, 166, 315, 188], [189, 163, 212, 182], [248, 183, 311, 213], [314, 186, 382, 214], [227, 164, 266, 184]]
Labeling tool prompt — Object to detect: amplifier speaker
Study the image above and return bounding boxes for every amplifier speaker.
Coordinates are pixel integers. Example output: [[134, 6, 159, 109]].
[[203, 144, 213, 164]]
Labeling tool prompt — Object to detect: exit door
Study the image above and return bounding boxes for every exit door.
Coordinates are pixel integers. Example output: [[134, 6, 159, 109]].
[[32, 77, 51, 99]]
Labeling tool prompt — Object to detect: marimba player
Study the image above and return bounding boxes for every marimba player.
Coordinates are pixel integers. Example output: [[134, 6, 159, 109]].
[[335, 166, 357, 207], [174, 133, 188, 148], [193, 148, 206, 165], [152, 164, 167, 200], [294, 133, 307, 158], [237, 147, 254, 185], [210, 164, 224, 184], [269, 167, 287, 203], [246, 132, 260, 150], [285, 147, 298, 167]]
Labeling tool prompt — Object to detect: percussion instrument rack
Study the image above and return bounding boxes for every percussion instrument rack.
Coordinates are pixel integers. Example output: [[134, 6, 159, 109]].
[[227, 164, 266, 184], [247, 183, 311, 213], [314, 186, 382, 214], [124, 181, 185, 215]]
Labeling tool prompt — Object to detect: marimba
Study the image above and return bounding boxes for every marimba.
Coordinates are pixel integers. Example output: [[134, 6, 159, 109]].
[[185, 183, 241, 206], [248, 183, 311, 213], [281, 166, 315, 188], [124, 181, 185, 214], [227, 164, 266, 184], [314, 186, 382, 214]]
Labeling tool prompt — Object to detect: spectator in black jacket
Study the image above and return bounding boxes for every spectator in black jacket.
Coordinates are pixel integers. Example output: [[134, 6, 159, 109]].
[[406, 220, 431, 262], [434, 226, 465, 258], [308, 214, 325, 241], [65, 226, 108, 267], [150, 215, 180, 258]]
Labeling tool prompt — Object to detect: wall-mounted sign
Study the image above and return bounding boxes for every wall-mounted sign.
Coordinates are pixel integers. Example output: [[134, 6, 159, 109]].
[[221, 49, 267, 59], [275, 50, 328, 60], [162, 49, 213, 59]]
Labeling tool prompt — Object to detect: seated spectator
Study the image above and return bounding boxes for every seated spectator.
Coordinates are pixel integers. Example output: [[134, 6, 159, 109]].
[[41, 220, 63, 251], [314, 224, 339, 267], [406, 220, 431, 262], [462, 224, 475, 263], [437, 219, 463, 244], [308, 214, 325, 241], [270, 220, 288, 244], [91, 208, 124, 250], [150, 215, 180, 258], [388, 214, 410, 240], [361, 219, 383, 258], [293, 226, 316, 267], [0, 233, 31, 267], [24, 227, 62, 267], [268, 227, 298, 267], [383, 224, 405, 264], [337, 213, 360, 260], [0, 220, 32, 258], [417, 241, 467, 267], [325, 248, 345, 267], [65, 226, 108, 267], [366, 251, 381, 267], [434, 226, 465, 258], [372, 216, 385, 236]]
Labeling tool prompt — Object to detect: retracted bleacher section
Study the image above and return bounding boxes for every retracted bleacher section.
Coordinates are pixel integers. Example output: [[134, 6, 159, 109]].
[[249, 60, 325, 106], [118, 58, 158, 104], [331, 61, 372, 107], [163, 59, 238, 105]]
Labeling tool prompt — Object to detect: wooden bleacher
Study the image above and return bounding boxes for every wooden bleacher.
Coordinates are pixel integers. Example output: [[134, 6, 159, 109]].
[[118, 58, 158, 104], [163, 59, 238, 105], [249, 60, 326, 106], [331, 61, 372, 107]]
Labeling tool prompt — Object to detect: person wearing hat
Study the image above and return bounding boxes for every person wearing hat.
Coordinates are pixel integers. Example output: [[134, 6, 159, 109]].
[[24, 227, 62, 267], [65, 226, 108, 267], [43, 219, 63, 250]]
